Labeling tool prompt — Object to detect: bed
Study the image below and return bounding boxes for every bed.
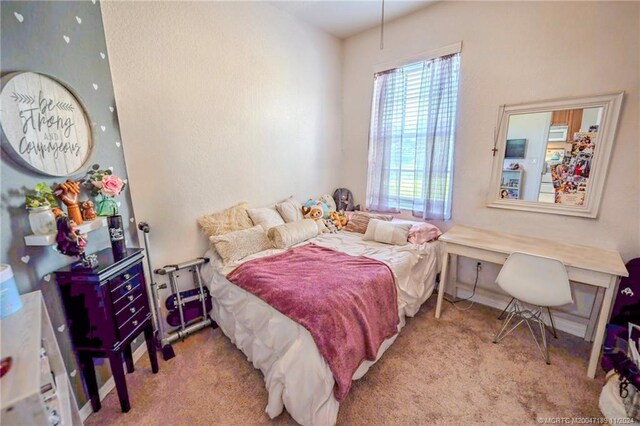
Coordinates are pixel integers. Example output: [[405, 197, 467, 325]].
[[201, 230, 443, 426]]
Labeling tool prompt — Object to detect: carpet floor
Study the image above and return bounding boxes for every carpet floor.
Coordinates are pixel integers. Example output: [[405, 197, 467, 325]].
[[85, 297, 603, 425]]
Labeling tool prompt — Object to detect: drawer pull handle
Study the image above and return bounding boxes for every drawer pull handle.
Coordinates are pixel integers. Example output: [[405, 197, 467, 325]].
[[129, 307, 136, 314], [123, 274, 131, 280], [125, 284, 132, 291], [132, 320, 138, 326], [127, 295, 134, 302]]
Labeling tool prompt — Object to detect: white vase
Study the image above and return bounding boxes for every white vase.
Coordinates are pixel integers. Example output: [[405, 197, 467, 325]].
[[28, 206, 57, 235]]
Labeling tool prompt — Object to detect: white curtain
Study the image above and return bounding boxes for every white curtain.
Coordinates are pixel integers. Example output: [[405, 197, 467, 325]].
[[366, 67, 405, 213], [366, 53, 460, 220]]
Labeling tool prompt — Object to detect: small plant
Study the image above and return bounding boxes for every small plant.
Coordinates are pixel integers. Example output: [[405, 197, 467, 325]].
[[25, 182, 59, 209]]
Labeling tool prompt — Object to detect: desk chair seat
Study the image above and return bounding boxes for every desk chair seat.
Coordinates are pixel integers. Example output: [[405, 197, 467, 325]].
[[492, 252, 573, 364]]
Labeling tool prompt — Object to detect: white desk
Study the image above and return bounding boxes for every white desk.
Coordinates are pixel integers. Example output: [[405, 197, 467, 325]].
[[434, 225, 629, 379]]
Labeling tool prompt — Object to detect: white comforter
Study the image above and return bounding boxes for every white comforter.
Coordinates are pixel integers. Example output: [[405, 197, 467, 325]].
[[201, 231, 443, 426]]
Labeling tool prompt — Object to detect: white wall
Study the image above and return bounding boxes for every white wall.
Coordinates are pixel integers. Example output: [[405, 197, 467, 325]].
[[101, 1, 343, 267], [503, 112, 551, 201], [342, 1, 639, 335]]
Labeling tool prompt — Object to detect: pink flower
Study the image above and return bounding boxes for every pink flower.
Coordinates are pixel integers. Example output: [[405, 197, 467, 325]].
[[100, 175, 124, 197]]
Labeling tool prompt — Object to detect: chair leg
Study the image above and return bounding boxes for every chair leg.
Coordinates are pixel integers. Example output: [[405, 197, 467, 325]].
[[537, 309, 550, 365], [546, 307, 558, 339], [498, 300, 552, 365], [493, 300, 524, 344], [497, 297, 515, 320]]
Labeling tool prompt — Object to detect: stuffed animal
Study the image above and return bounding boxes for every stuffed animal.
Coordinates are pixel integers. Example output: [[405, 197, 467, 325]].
[[323, 219, 338, 233], [302, 203, 324, 220], [332, 188, 360, 212], [302, 203, 329, 233], [303, 199, 330, 219], [329, 211, 347, 230]]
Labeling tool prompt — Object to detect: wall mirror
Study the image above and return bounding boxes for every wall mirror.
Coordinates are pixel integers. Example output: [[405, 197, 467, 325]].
[[487, 93, 623, 218]]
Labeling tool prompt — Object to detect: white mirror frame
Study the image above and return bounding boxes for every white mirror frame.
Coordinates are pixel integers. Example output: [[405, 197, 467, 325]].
[[487, 92, 623, 218]]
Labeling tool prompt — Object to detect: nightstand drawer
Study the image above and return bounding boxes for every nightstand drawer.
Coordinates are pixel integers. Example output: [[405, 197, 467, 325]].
[[117, 309, 148, 341], [109, 265, 140, 294], [112, 280, 143, 312], [115, 293, 148, 327], [111, 273, 142, 303]]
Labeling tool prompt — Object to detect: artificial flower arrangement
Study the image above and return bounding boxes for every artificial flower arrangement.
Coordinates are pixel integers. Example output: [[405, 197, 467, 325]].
[[82, 165, 126, 216]]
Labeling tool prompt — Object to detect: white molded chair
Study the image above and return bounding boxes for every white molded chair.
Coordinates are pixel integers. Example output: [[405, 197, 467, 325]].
[[492, 252, 573, 364]]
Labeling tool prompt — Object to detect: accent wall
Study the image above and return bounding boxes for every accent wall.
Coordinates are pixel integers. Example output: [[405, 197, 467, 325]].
[[1, 0, 140, 408]]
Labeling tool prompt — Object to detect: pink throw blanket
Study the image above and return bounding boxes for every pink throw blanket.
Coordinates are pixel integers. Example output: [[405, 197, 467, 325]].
[[226, 243, 399, 402]]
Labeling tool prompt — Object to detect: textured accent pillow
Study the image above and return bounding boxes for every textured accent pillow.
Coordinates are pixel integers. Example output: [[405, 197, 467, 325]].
[[363, 219, 412, 245], [407, 222, 442, 244], [209, 225, 272, 264], [267, 219, 319, 249], [197, 202, 253, 237], [275, 196, 304, 223], [247, 207, 285, 232], [343, 212, 393, 234]]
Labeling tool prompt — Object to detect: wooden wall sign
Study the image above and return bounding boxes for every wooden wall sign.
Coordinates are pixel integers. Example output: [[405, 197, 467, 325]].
[[0, 72, 93, 176]]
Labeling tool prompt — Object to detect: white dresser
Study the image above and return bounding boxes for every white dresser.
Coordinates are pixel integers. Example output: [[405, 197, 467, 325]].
[[1, 291, 82, 425]]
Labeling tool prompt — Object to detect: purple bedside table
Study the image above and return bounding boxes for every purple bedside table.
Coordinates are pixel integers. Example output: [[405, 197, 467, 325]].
[[55, 247, 159, 413]]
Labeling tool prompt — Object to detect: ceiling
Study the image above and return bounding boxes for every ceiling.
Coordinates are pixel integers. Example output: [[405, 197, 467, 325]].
[[269, 0, 437, 39]]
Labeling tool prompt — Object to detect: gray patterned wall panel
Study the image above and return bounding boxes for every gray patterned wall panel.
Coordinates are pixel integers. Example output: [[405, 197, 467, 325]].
[[1, 0, 142, 408]]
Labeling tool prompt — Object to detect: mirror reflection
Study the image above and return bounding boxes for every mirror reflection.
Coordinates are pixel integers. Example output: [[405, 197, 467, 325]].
[[500, 107, 602, 206]]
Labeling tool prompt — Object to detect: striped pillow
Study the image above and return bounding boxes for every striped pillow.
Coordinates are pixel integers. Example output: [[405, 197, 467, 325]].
[[343, 212, 393, 234], [363, 219, 412, 246]]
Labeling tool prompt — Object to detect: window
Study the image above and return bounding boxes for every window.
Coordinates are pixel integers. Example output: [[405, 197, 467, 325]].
[[366, 52, 460, 220]]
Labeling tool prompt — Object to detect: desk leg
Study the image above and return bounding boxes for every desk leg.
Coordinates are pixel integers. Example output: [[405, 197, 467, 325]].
[[435, 250, 450, 319], [587, 276, 619, 379], [450, 254, 458, 300], [584, 287, 605, 342]]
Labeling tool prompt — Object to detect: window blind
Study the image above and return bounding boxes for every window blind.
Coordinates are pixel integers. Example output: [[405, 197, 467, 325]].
[[367, 53, 460, 220]]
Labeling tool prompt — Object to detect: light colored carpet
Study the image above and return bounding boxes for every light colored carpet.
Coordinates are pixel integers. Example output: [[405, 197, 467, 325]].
[[85, 298, 603, 425]]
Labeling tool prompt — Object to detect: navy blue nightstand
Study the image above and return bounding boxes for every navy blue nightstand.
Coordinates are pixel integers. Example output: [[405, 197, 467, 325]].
[[55, 247, 159, 413]]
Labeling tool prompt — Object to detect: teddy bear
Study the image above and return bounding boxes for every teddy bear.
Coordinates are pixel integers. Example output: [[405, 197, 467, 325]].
[[302, 203, 329, 233], [304, 199, 330, 219]]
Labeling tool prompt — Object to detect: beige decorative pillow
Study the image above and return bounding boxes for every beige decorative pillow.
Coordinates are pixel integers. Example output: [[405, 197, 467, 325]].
[[343, 212, 393, 234], [267, 219, 319, 249], [209, 225, 272, 264], [275, 196, 304, 223], [319, 194, 337, 212], [247, 206, 285, 231], [197, 202, 253, 237], [363, 219, 412, 246]]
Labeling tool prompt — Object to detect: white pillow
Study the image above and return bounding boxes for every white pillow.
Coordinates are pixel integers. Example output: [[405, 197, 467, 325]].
[[267, 219, 319, 249], [247, 206, 285, 231], [275, 196, 304, 223], [363, 219, 412, 246], [209, 225, 272, 264]]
